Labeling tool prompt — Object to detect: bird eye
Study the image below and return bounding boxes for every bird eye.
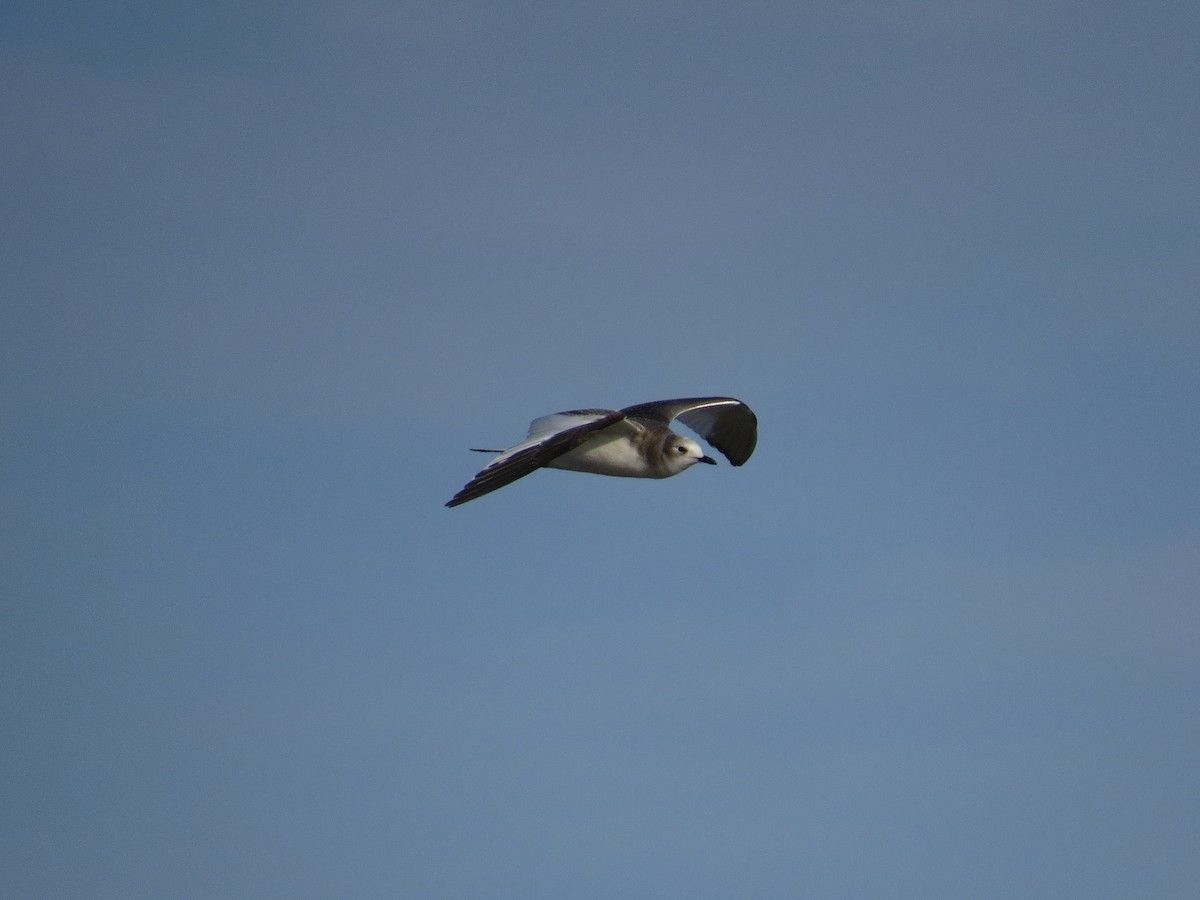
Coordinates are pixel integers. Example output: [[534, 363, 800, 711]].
[[677, 445, 686, 453]]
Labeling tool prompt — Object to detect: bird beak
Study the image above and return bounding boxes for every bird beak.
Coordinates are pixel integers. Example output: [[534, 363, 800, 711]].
[[699, 455, 717, 465]]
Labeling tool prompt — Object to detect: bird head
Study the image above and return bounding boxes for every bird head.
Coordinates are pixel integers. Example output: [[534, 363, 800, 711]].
[[663, 435, 717, 474]]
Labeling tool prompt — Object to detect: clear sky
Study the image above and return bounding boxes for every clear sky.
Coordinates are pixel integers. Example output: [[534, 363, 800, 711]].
[[3, 2, 1198, 897]]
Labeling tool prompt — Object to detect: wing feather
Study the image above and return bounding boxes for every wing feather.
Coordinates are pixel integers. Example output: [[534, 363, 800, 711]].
[[524, 410, 615, 443], [445, 410, 624, 507]]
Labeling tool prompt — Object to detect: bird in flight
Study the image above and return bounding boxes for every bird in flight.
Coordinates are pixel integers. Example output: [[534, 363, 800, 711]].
[[446, 397, 757, 507]]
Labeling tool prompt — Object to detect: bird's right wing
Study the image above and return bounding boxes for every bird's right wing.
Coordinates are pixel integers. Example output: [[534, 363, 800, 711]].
[[446, 410, 625, 507]]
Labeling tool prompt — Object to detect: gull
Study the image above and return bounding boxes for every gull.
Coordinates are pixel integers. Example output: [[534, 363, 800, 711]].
[[446, 397, 757, 507]]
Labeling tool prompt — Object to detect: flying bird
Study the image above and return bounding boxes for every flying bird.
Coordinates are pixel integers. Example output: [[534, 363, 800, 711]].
[[446, 397, 757, 507]]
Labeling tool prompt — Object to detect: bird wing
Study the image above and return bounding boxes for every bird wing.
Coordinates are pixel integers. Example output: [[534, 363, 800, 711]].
[[446, 409, 625, 507], [523, 409, 616, 443], [619, 397, 758, 466]]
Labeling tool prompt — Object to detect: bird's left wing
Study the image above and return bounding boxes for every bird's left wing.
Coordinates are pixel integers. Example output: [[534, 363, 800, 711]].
[[446, 409, 625, 507]]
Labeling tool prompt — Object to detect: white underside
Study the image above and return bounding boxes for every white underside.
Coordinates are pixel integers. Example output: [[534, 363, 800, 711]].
[[547, 432, 664, 478]]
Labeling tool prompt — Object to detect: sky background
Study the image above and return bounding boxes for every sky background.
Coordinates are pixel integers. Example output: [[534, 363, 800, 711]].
[[3, 1, 1198, 897]]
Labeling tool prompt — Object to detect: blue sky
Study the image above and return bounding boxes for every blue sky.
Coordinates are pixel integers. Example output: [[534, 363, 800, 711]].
[[3, 2, 1198, 897]]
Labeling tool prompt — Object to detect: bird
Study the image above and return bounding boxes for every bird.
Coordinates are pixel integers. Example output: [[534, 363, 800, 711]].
[[446, 396, 757, 507]]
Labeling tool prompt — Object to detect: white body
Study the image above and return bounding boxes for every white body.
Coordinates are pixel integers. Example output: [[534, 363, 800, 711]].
[[548, 425, 704, 478]]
